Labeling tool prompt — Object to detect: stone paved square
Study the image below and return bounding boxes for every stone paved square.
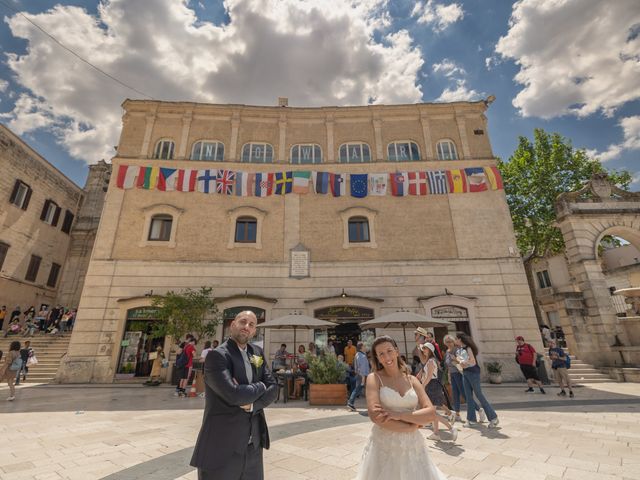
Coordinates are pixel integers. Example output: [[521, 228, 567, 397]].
[[1, 382, 639, 480]]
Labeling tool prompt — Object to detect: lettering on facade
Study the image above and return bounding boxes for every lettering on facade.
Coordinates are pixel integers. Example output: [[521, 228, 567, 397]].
[[290, 244, 310, 278], [315, 306, 374, 321], [431, 305, 468, 319]]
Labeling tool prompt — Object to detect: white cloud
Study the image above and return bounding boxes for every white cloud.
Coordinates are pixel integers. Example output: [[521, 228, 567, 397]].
[[2, 0, 425, 164], [496, 0, 640, 119], [0, 79, 8, 93], [435, 79, 482, 102], [412, 0, 463, 32], [589, 116, 640, 162], [432, 59, 465, 77]]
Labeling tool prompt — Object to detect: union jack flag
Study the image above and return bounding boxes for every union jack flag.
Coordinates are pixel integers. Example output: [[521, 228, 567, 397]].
[[216, 169, 235, 195]]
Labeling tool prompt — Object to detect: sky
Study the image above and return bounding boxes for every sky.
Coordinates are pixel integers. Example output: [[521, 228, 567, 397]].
[[0, 0, 638, 188]]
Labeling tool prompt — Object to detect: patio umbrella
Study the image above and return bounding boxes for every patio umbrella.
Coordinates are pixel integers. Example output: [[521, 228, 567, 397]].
[[360, 311, 455, 357], [257, 314, 336, 362]]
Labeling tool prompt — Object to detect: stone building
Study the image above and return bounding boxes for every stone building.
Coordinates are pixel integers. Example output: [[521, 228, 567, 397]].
[[57, 98, 541, 384], [0, 124, 83, 314]]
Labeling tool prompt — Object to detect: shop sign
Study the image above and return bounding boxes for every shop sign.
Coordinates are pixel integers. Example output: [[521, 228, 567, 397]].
[[315, 306, 374, 320], [127, 307, 158, 320], [431, 305, 468, 319]]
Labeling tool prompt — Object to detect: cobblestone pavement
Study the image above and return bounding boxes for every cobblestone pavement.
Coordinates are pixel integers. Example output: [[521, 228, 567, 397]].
[[1, 382, 639, 480]]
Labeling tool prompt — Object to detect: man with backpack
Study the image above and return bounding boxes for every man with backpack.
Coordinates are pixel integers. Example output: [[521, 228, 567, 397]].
[[548, 340, 574, 398], [515, 336, 546, 394]]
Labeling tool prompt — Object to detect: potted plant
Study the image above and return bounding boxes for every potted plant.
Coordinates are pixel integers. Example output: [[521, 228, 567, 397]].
[[305, 353, 348, 405], [485, 361, 503, 384]]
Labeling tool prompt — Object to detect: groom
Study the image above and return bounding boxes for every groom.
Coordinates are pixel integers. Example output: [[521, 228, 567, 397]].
[[190, 310, 277, 479]]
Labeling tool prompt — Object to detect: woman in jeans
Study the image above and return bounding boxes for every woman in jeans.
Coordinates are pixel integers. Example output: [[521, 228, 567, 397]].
[[0, 341, 21, 401], [443, 335, 485, 423], [453, 333, 499, 428]]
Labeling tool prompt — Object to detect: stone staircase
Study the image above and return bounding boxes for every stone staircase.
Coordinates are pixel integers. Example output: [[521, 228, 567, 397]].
[[0, 334, 71, 383], [566, 351, 614, 384]]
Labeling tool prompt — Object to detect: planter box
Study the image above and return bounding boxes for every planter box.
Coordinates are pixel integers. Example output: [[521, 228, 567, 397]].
[[308, 383, 348, 405]]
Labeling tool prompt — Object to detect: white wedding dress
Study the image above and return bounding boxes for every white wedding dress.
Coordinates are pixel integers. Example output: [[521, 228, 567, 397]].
[[355, 383, 448, 480]]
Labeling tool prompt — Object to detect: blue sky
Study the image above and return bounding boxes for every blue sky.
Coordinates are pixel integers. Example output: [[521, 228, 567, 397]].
[[0, 0, 638, 187]]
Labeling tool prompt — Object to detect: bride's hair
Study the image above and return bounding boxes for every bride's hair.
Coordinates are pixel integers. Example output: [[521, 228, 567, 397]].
[[371, 335, 409, 373]]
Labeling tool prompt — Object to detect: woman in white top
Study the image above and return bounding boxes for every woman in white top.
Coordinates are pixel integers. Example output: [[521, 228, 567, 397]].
[[355, 335, 447, 480]]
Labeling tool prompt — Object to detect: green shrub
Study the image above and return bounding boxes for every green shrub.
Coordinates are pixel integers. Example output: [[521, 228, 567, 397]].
[[485, 361, 503, 374], [305, 353, 347, 384]]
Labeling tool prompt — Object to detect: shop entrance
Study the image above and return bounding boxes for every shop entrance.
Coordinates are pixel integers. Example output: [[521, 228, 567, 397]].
[[314, 306, 375, 356], [116, 307, 164, 378], [431, 305, 470, 346]]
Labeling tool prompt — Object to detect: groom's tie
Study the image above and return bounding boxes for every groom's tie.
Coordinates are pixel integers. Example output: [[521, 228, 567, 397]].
[[241, 348, 253, 383]]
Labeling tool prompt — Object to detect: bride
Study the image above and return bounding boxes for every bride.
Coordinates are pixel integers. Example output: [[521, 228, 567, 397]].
[[355, 335, 447, 480]]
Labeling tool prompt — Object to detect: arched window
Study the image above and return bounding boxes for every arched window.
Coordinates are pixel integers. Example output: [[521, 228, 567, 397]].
[[348, 216, 370, 243], [241, 143, 274, 163], [235, 216, 257, 243], [153, 139, 175, 160], [148, 214, 173, 241], [436, 139, 458, 160], [339, 143, 371, 163], [191, 141, 224, 161], [388, 141, 420, 161], [291, 144, 322, 164]]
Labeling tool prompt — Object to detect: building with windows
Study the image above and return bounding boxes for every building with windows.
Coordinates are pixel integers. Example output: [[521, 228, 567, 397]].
[[57, 98, 541, 383], [0, 124, 83, 312]]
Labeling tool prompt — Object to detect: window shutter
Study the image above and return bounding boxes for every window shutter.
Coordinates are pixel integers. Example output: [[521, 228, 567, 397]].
[[62, 210, 74, 234], [9, 180, 20, 204], [52, 206, 61, 226], [22, 187, 32, 210], [40, 200, 50, 221]]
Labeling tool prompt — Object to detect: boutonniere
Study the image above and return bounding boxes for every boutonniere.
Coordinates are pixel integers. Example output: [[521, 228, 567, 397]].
[[249, 354, 264, 368]]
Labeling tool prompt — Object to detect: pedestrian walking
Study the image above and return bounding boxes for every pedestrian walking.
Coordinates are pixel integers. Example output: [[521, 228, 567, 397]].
[[347, 341, 370, 411], [419, 342, 457, 441], [548, 340, 574, 398], [443, 335, 484, 423], [515, 336, 546, 394], [0, 341, 21, 401], [453, 333, 499, 428], [15, 341, 34, 385]]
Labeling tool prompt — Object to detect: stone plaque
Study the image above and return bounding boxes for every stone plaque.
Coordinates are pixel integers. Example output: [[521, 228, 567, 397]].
[[290, 244, 310, 279]]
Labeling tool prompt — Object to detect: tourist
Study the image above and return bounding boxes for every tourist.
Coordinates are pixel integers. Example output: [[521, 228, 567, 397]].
[[453, 333, 499, 428], [0, 341, 21, 401], [3, 318, 21, 338], [548, 340, 574, 398], [308, 342, 318, 357], [443, 335, 484, 423], [515, 336, 546, 394], [0, 306, 6, 332], [347, 342, 370, 411], [419, 342, 457, 441], [273, 343, 289, 369], [10, 306, 21, 323], [200, 341, 213, 362], [295, 345, 308, 370], [541, 325, 553, 347], [326, 339, 336, 356], [23, 316, 38, 337], [343, 339, 356, 366], [354, 335, 443, 480], [212, 339, 219, 348], [174, 340, 187, 396], [15, 340, 34, 385], [147, 346, 164, 385], [179, 335, 197, 396], [35, 306, 48, 332], [60, 309, 72, 333]]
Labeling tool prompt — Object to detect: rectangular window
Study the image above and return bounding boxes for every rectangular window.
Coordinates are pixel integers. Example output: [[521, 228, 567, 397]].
[[348, 218, 370, 243], [0, 242, 8, 270], [235, 218, 257, 243], [536, 270, 552, 289], [47, 262, 61, 287], [61, 210, 75, 234], [9, 180, 32, 210], [40, 200, 61, 226], [148, 216, 173, 241], [25, 255, 42, 282]]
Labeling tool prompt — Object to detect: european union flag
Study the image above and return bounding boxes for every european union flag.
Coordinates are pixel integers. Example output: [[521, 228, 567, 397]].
[[350, 174, 368, 198]]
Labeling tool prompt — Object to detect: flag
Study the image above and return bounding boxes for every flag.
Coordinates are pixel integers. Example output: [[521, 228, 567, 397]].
[[235, 171, 255, 196], [484, 166, 504, 190], [369, 173, 387, 196], [350, 174, 368, 198], [216, 169, 236, 195], [312, 172, 330, 194], [177, 169, 198, 192], [197, 169, 217, 194], [274, 172, 293, 195], [255, 173, 274, 197], [447, 169, 467, 193], [137, 166, 161, 190], [116, 165, 140, 189], [292, 171, 311, 194], [427, 170, 448, 194], [390, 172, 408, 196], [329, 173, 346, 197], [157, 168, 178, 191], [465, 167, 488, 192], [407, 172, 428, 196]]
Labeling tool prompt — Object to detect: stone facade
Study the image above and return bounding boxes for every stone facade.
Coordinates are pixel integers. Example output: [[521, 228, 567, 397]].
[[57, 99, 540, 384], [0, 125, 83, 313]]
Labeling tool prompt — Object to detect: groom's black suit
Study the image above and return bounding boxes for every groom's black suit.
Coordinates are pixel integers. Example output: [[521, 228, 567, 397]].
[[190, 338, 278, 479]]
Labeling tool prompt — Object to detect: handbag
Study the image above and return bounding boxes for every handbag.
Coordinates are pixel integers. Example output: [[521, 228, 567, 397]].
[[27, 355, 38, 366], [9, 357, 22, 371]]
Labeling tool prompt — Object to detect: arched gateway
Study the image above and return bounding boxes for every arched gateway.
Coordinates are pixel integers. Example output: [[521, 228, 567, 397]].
[[555, 174, 640, 376]]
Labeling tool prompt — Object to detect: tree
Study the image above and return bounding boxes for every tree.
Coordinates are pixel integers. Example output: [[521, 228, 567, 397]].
[[497, 128, 632, 261], [149, 287, 221, 341]]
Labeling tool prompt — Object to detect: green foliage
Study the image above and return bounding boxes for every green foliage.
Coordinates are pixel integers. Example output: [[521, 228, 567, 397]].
[[305, 352, 347, 384], [498, 129, 632, 260], [149, 287, 221, 341], [485, 361, 503, 374]]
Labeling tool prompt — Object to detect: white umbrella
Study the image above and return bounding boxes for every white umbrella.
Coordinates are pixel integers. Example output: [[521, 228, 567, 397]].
[[257, 314, 336, 360], [360, 311, 454, 357]]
